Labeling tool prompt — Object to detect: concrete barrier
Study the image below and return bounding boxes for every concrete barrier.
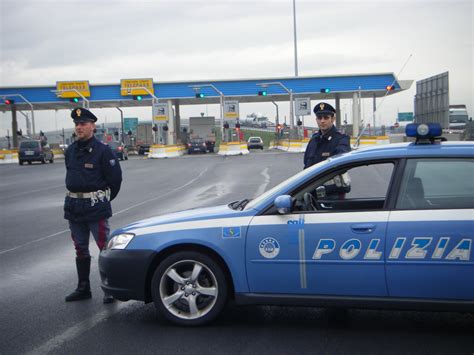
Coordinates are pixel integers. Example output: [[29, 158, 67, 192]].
[[274, 139, 309, 153], [218, 142, 249, 156], [351, 136, 390, 147], [0, 150, 19, 164], [52, 149, 65, 159], [148, 144, 186, 159]]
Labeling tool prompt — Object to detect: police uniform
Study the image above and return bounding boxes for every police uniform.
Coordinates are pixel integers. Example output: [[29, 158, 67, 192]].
[[64, 108, 122, 303], [303, 102, 351, 169]]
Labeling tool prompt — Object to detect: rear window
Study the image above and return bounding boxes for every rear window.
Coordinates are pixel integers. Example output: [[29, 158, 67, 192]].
[[249, 138, 261, 143], [20, 141, 39, 149]]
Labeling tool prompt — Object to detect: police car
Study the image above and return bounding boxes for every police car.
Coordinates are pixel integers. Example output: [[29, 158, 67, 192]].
[[100, 123, 474, 326]]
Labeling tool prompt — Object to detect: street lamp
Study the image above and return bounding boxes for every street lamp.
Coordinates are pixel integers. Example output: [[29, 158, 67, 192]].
[[52, 88, 90, 109], [256, 82, 294, 129], [188, 84, 225, 142]]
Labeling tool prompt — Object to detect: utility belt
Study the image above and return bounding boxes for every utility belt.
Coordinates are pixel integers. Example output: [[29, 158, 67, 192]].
[[67, 188, 111, 206]]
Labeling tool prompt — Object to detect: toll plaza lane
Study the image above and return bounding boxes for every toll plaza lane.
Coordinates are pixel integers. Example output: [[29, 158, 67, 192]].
[[0, 151, 473, 354]]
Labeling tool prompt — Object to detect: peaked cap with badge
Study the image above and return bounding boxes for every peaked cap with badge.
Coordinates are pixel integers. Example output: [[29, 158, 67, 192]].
[[71, 107, 98, 123], [313, 102, 336, 116]]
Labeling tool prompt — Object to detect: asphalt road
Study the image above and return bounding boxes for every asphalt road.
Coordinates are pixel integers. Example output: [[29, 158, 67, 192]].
[[1, 150, 473, 355]]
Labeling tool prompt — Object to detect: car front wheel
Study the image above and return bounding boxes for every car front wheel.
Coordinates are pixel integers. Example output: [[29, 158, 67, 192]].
[[151, 251, 228, 326]]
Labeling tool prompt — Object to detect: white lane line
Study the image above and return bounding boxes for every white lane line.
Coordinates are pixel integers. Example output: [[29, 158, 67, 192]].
[[0, 167, 210, 255], [26, 302, 133, 355], [2, 183, 65, 199], [253, 167, 270, 198]]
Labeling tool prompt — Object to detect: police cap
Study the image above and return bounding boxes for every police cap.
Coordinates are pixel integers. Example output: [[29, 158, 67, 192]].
[[313, 102, 336, 116], [71, 107, 98, 123]]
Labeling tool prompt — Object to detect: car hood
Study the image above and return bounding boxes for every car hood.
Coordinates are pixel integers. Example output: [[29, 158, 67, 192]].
[[115, 204, 254, 235]]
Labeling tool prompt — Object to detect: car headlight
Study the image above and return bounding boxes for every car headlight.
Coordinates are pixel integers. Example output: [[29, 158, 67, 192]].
[[106, 233, 135, 250]]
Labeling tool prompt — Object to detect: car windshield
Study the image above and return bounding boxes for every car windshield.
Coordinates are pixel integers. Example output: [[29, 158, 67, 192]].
[[107, 142, 120, 148], [250, 138, 261, 143], [20, 141, 39, 149], [244, 158, 332, 210], [191, 139, 203, 143]]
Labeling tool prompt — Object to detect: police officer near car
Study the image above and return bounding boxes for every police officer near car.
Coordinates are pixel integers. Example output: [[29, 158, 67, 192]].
[[64, 108, 122, 304], [304, 102, 351, 169]]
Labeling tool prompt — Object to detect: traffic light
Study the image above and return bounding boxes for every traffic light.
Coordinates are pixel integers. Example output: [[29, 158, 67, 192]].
[[258, 90, 267, 96], [4, 99, 15, 105], [133, 95, 143, 101], [386, 85, 394, 91], [163, 125, 169, 131], [277, 124, 282, 131], [224, 122, 229, 129], [297, 120, 303, 126], [320, 88, 331, 93], [235, 122, 241, 129], [70, 98, 79, 103], [195, 93, 205, 99], [152, 125, 158, 132]]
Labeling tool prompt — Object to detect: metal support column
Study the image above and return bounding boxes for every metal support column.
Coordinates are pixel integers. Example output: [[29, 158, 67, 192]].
[[166, 100, 175, 145], [335, 94, 341, 127], [352, 92, 359, 137]]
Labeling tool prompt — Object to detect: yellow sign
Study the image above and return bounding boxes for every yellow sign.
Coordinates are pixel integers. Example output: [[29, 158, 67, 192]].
[[56, 81, 91, 98], [120, 78, 154, 96]]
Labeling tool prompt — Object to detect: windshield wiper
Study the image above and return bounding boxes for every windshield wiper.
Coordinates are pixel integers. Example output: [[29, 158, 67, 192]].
[[235, 199, 251, 210]]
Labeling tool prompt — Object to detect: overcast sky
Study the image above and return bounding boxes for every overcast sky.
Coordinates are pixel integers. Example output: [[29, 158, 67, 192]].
[[0, 0, 472, 135]]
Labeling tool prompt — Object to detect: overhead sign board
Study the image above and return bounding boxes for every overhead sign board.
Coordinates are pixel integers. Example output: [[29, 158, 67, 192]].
[[397, 112, 414, 122], [120, 78, 154, 96], [224, 100, 239, 119], [56, 81, 90, 98], [295, 97, 311, 116], [153, 103, 168, 122], [124, 117, 139, 133]]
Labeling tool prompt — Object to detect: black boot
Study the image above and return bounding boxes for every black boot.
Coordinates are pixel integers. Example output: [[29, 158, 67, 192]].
[[65, 257, 92, 302]]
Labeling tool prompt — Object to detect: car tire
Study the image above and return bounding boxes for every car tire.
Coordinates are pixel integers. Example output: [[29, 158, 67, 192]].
[[151, 251, 228, 326], [19, 160, 23, 165], [41, 157, 46, 164], [49, 157, 54, 163], [125, 154, 128, 160], [28, 161, 32, 165]]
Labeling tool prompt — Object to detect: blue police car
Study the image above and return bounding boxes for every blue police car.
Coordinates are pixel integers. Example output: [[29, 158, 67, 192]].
[[100, 123, 474, 326]]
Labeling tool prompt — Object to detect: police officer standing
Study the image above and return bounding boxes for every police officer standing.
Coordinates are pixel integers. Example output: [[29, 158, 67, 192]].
[[64, 108, 122, 304], [304, 102, 351, 169]]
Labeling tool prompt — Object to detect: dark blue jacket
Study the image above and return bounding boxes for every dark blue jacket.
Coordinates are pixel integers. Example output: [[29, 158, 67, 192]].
[[64, 136, 122, 222], [304, 125, 351, 169]]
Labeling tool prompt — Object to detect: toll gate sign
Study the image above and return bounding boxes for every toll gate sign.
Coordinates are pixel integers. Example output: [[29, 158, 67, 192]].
[[153, 103, 168, 122], [224, 101, 239, 120], [295, 98, 311, 116], [56, 81, 91, 98], [121, 78, 154, 96]]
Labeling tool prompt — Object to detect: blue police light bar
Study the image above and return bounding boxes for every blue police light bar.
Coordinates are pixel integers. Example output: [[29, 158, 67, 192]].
[[406, 123, 442, 138]]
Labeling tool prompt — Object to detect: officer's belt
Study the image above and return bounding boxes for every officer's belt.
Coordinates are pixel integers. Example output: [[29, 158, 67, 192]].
[[67, 188, 110, 200]]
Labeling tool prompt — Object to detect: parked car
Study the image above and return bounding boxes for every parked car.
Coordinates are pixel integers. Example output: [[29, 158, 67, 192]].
[[187, 138, 207, 154], [247, 136, 264, 150], [138, 144, 151, 155], [107, 141, 128, 160], [100, 123, 474, 326], [18, 140, 54, 165]]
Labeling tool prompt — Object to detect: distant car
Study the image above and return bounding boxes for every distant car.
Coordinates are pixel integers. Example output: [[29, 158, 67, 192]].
[[100, 123, 474, 326], [18, 140, 54, 165], [247, 136, 264, 150], [138, 144, 151, 155], [187, 138, 207, 154], [107, 141, 128, 160]]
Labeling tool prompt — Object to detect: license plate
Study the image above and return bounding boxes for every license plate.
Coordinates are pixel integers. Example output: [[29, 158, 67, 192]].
[[25, 151, 34, 155], [193, 148, 200, 151]]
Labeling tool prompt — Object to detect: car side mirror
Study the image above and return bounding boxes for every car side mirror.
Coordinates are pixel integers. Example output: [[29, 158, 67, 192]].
[[274, 195, 293, 214], [316, 186, 326, 199]]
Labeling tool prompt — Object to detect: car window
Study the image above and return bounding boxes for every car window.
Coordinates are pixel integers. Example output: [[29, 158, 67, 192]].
[[293, 162, 395, 212], [250, 138, 261, 143], [396, 158, 474, 210], [108, 142, 119, 148], [20, 141, 39, 149]]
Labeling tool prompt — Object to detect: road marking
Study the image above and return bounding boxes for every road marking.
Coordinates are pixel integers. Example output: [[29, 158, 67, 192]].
[[2, 183, 65, 199], [26, 302, 134, 355], [254, 167, 270, 198], [0, 167, 210, 255]]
